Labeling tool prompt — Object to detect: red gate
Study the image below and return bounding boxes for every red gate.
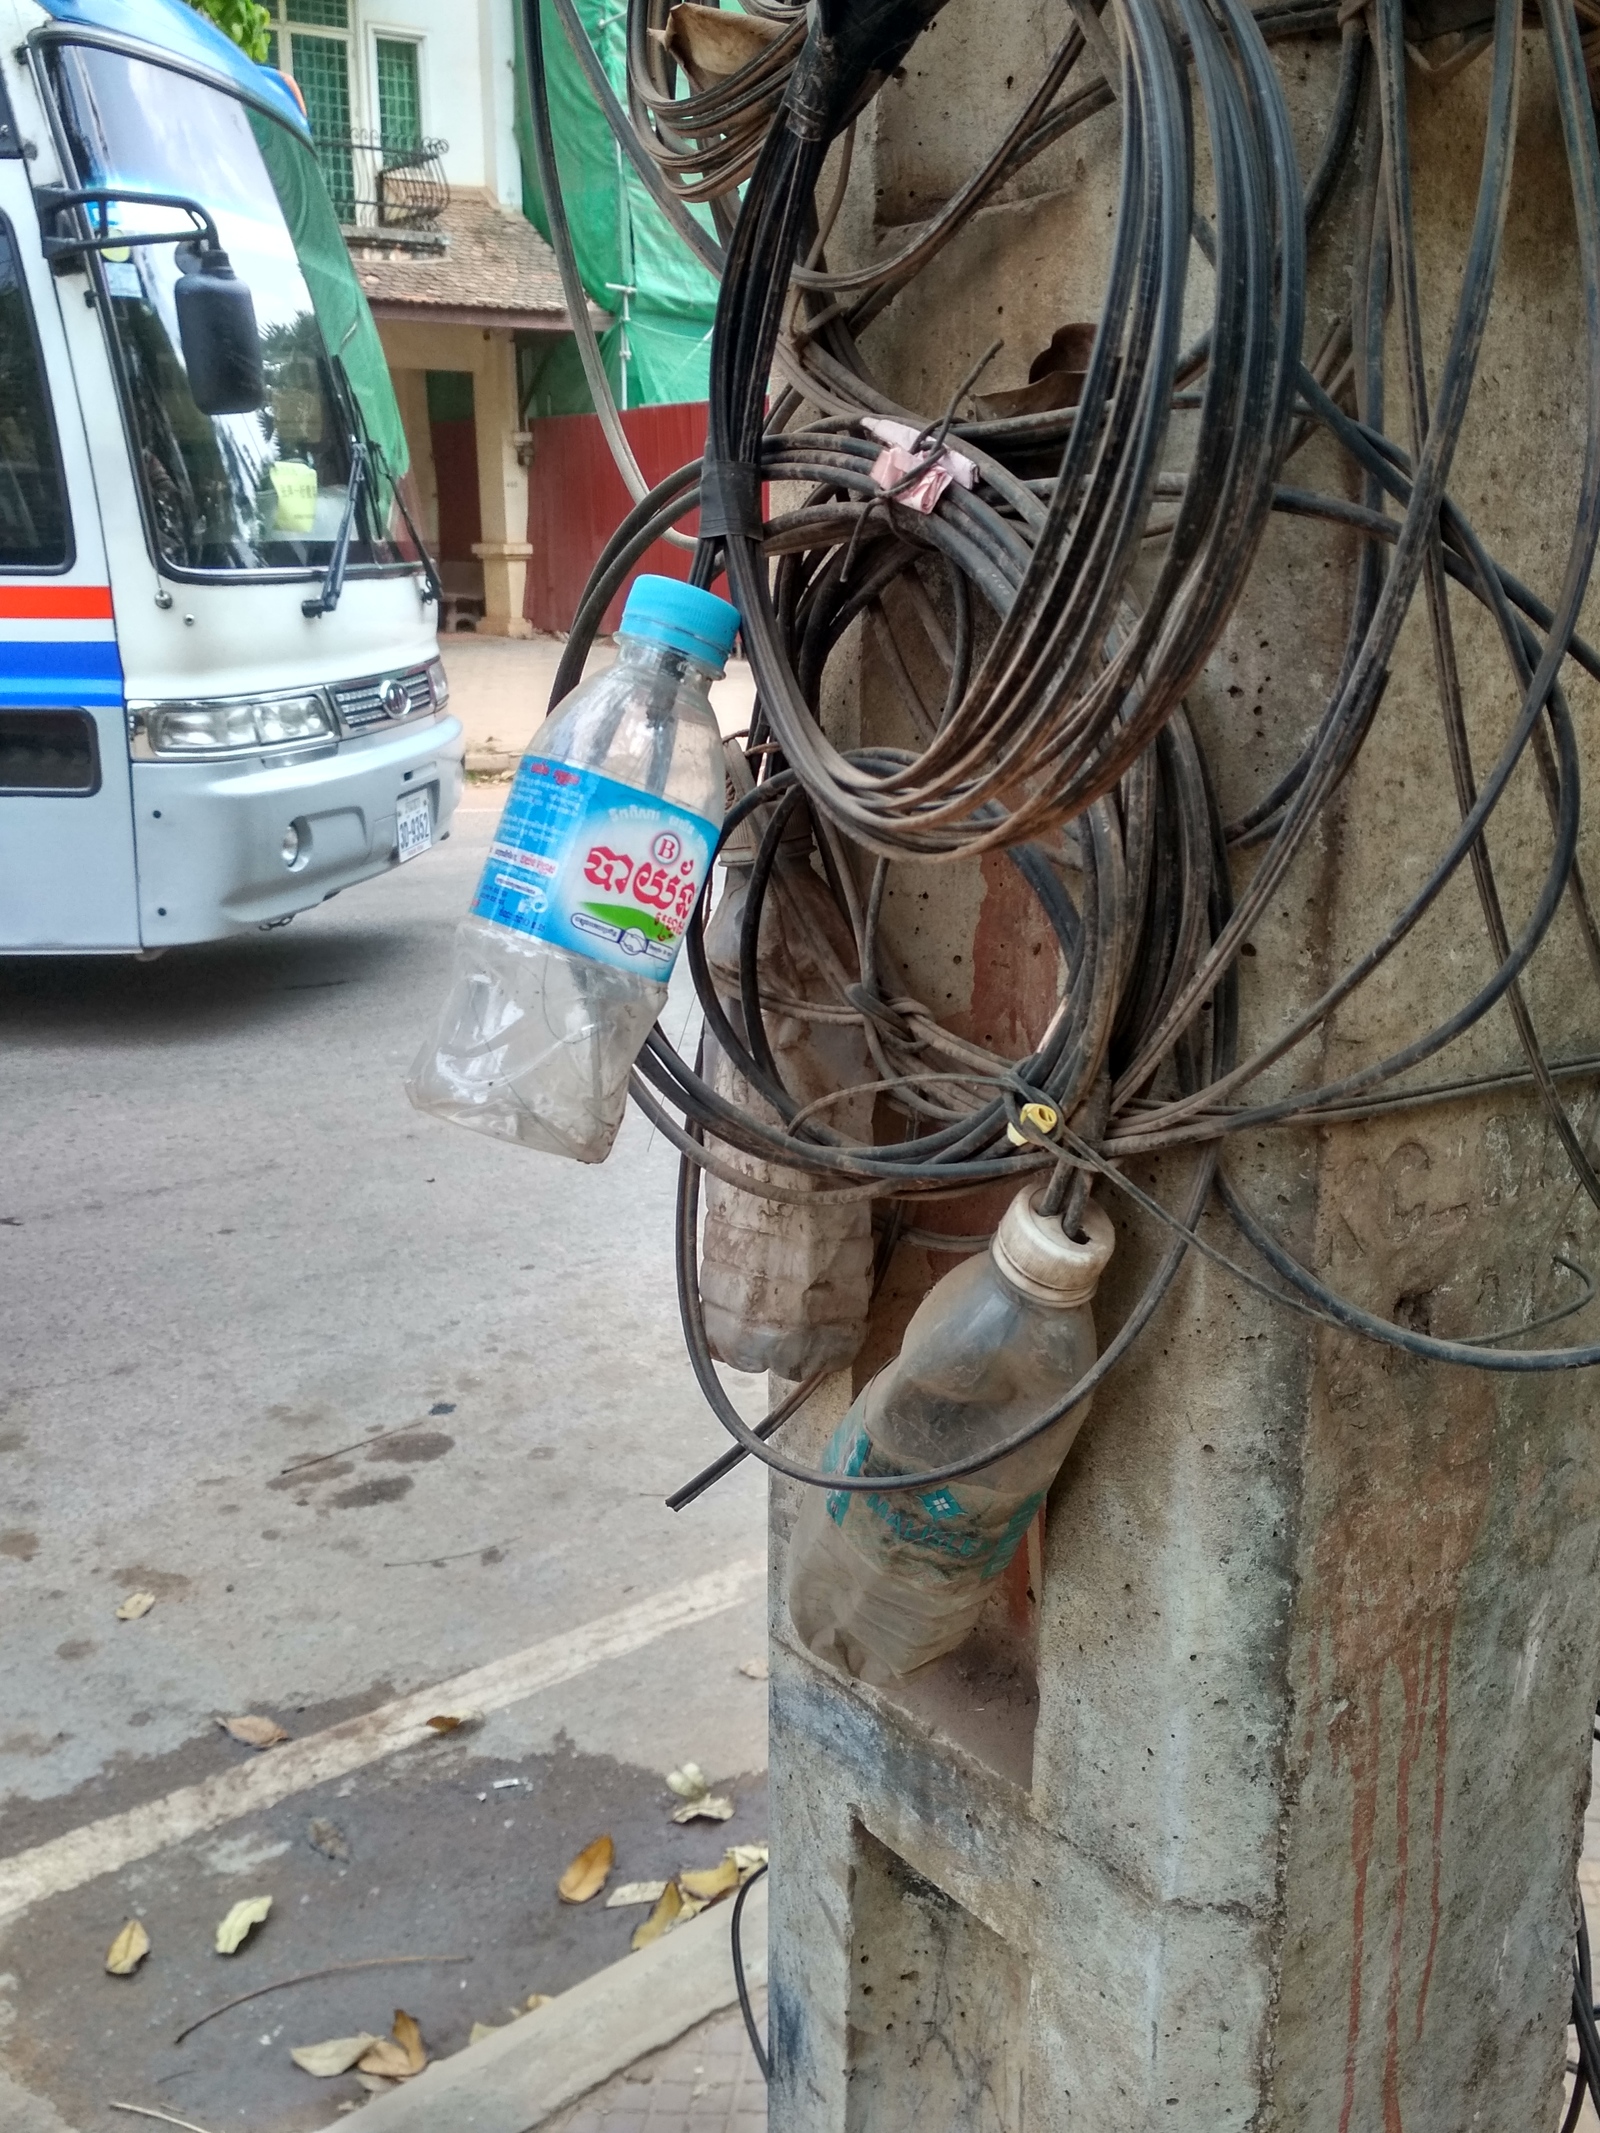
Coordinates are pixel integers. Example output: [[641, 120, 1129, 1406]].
[[523, 401, 709, 636]]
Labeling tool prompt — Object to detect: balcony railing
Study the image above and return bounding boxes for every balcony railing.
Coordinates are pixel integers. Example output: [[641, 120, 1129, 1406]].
[[312, 131, 450, 234]]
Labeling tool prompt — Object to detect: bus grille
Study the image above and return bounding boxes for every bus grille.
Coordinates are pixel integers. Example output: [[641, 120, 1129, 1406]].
[[332, 666, 436, 732]]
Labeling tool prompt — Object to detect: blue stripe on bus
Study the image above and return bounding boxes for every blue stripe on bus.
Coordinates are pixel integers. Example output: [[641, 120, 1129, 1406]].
[[0, 677, 124, 706], [0, 639, 123, 679]]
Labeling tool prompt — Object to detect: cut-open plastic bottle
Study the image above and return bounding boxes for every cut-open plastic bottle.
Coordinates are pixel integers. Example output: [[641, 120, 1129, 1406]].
[[699, 800, 875, 1381], [787, 1186, 1116, 1679]]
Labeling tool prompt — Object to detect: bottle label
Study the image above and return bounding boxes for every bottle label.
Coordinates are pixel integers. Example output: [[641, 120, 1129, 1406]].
[[821, 1413, 1044, 1582], [473, 754, 717, 978]]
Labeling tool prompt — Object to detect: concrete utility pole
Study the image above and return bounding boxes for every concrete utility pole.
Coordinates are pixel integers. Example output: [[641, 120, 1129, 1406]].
[[766, 5, 1600, 2125]]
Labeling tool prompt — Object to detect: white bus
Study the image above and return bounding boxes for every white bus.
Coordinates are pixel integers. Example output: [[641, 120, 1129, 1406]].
[[0, 0, 463, 952]]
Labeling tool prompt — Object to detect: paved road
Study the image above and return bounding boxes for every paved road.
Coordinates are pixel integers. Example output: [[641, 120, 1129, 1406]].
[[0, 749, 768, 2132]]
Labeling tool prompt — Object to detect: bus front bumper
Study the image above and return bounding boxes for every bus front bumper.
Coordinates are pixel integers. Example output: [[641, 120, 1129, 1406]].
[[131, 714, 466, 946]]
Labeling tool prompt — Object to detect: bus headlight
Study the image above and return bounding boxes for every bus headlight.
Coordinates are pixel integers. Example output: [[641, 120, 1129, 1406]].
[[143, 693, 335, 754]]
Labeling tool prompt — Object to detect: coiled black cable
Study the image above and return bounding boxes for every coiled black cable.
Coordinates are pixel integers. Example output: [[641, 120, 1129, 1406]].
[[522, 0, 1600, 1507]]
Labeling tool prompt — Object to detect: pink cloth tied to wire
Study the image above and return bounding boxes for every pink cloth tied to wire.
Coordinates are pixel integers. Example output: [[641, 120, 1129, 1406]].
[[862, 418, 978, 514]]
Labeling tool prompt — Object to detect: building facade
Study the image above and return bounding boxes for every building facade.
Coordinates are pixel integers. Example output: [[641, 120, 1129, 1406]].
[[265, 0, 579, 634]]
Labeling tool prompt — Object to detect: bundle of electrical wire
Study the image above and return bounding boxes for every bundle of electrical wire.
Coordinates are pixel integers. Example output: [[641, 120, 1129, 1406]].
[[522, 0, 1600, 1508]]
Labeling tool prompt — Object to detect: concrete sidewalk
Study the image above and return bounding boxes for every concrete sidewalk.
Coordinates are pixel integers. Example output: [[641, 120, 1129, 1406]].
[[440, 633, 758, 773], [545, 1999, 766, 2133]]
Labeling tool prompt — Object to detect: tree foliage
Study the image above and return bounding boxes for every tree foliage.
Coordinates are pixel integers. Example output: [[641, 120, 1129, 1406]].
[[186, 0, 273, 65]]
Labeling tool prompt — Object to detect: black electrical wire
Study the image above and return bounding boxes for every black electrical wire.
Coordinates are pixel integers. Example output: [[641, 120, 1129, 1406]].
[[730, 1862, 770, 2082], [519, 0, 1600, 1524]]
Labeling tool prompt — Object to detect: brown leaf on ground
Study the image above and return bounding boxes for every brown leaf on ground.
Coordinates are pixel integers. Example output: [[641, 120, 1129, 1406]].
[[355, 2071, 397, 2093], [557, 1834, 614, 1904], [605, 1880, 668, 1909], [105, 1920, 151, 1976], [392, 2010, 427, 2075], [115, 1592, 156, 1622], [679, 1856, 741, 1903], [730, 1843, 769, 1877], [355, 2040, 414, 2081], [290, 2035, 382, 2077], [670, 1794, 734, 1824], [630, 1880, 684, 1951], [217, 1715, 289, 1750], [423, 1709, 482, 1734], [214, 1896, 271, 1955]]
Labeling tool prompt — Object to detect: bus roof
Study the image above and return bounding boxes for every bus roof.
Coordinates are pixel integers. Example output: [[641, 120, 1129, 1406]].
[[34, 0, 310, 138]]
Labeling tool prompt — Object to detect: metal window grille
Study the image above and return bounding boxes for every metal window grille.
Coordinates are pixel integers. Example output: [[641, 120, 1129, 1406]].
[[375, 38, 421, 149], [285, 0, 347, 27], [293, 32, 354, 219]]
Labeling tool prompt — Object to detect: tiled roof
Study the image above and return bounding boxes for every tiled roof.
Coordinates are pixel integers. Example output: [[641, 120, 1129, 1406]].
[[354, 192, 574, 325]]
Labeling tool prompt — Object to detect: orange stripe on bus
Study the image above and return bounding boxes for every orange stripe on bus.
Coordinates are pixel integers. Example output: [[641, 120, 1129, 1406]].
[[0, 586, 114, 619]]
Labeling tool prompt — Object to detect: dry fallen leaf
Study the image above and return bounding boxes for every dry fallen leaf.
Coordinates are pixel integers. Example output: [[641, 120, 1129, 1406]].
[[355, 2071, 397, 2094], [738, 1657, 769, 1681], [524, 1994, 552, 2012], [214, 1895, 272, 1954], [630, 1879, 684, 1950], [730, 1843, 769, 1877], [392, 2010, 427, 2076], [423, 1709, 482, 1734], [468, 2022, 501, 2046], [680, 1856, 741, 1903], [217, 1715, 289, 1750], [291, 2034, 382, 2077], [665, 1762, 708, 1801], [356, 2039, 414, 2080], [605, 1880, 668, 1909], [557, 1834, 614, 1904], [307, 1818, 349, 1862], [115, 1592, 156, 1622], [671, 1794, 735, 1825], [105, 1919, 151, 1976]]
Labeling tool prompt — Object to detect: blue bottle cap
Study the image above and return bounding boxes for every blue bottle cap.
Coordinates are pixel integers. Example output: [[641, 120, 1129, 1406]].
[[619, 574, 741, 670]]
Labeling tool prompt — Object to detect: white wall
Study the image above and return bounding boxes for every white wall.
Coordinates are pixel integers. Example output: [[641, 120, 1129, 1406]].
[[347, 0, 521, 205]]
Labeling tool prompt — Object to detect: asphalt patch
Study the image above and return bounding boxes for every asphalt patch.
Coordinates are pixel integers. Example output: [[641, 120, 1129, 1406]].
[[0, 1738, 766, 2133]]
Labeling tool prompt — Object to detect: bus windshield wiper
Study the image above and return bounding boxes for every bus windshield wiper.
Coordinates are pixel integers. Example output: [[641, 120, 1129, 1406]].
[[301, 438, 366, 618]]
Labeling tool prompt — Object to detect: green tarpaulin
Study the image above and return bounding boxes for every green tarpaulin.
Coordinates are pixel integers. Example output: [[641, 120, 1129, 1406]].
[[512, 0, 718, 414]]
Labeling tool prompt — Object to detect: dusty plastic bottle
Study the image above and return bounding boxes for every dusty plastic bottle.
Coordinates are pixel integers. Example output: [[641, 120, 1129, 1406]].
[[406, 576, 740, 1163], [787, 1188, 1115, 1679], [699, 804, 876, 1380]]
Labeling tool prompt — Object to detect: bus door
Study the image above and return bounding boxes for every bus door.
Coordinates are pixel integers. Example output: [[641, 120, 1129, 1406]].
[[0, 141, 137, 951]]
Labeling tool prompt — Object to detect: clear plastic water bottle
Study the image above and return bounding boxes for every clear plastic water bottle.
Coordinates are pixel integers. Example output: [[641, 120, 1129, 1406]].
[[406, 576, 740, 1164], [787, 1188, 1116, 1679]]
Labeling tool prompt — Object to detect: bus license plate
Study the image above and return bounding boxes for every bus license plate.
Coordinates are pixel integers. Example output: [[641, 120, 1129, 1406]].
[[396, 789, 432, 862]]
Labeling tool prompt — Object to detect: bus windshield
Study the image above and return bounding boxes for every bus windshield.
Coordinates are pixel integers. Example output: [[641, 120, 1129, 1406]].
[[46, 42, 413, 579]]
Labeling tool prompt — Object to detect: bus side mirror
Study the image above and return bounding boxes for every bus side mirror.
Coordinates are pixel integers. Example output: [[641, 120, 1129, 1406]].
[[175, 248, 266, 416]]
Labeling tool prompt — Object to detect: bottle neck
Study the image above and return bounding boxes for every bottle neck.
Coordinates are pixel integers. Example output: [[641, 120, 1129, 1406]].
[[617, 632, 723, 690]]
